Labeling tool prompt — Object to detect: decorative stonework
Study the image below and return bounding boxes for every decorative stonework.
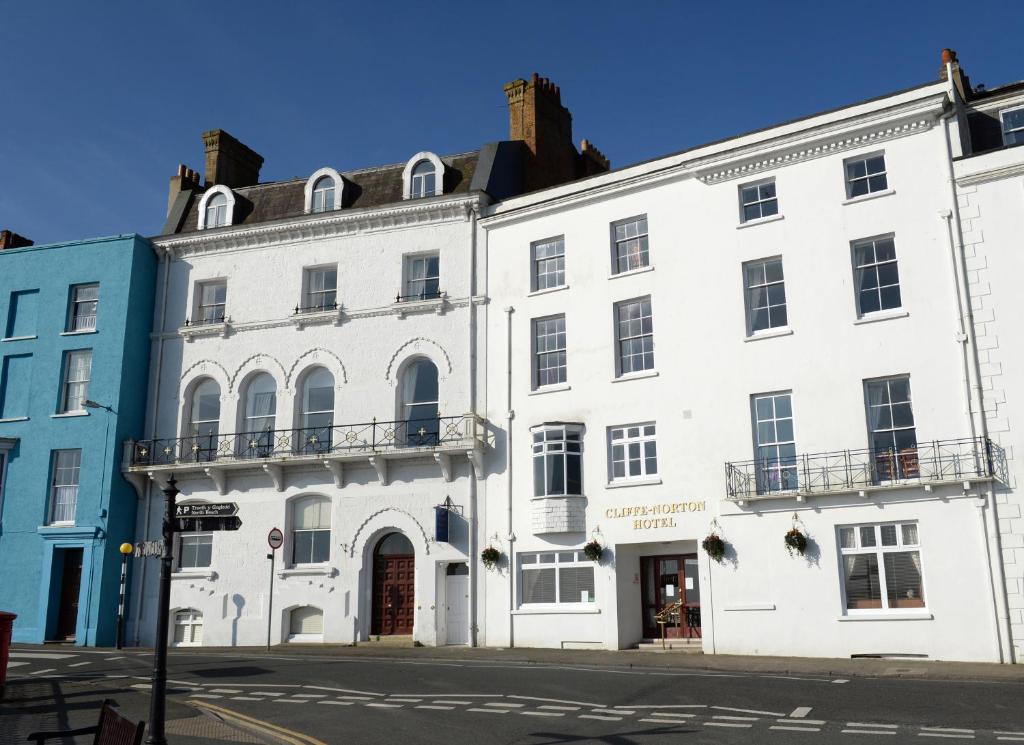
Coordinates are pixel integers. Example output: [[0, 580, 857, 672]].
[[286, 347, 348, 387], [385, 337, 453, 383], [531, 496, 586, 535], [230, 353, 288, 393], [347, 507, 431, 558], [179, 359, 231, 388]]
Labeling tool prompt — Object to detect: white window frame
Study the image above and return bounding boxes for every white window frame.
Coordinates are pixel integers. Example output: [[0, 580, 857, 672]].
[[838, 521, 926, 615], [532, 315, 567, 389], [401, 152, 445, 200], [172, 609, 203, 646], [519, 550, 596, 607], [290, 496, 331, 566], [1000, 105, 1024, 146], [303, 167, 344, 213], [751, 391, 797, 493], [531, 424, 583, 498], [614, 296, 654, 376], [403, 253, 441, 300], [60, 349, 92, 414], [197, 185, 236, 230], [852, 235, 901, 317], [302, 265, 338, 312], [194, 280, 227, 325], [608, 423, 657, 482], [67, 283, 99, 332], [743, 257, 788, 335], [864, 375, 917, 482], [178, 533, 213, 570], [49, 449, 81, 525], [531, 236, 566, 291], [843, 152, 888, 199], [738, 178, 779, 223], [610, 215, 650, 274]]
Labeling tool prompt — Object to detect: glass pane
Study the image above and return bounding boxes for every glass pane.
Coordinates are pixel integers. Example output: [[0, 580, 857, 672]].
[[522, 567, 556, 604], [559, 566, 595, 603], [859, 526, 877, 547], [901, 523, 919, 545], [839, 527, 856, 549], [844, 554, 882, 609], [880, 524, 898, 546], [885, 551, 925, 608]]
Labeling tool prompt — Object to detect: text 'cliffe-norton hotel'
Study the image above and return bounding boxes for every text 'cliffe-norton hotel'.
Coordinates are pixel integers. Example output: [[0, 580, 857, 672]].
[[124, 50, 1024, 663]]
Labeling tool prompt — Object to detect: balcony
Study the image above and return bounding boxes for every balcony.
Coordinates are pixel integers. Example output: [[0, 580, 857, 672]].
[[123, 413, 485, 496], [725, 437, 1007, 504]]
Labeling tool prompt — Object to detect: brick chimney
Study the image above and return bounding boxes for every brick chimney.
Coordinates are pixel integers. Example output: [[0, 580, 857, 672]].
[[167, 164, 202, 217], [504, 73, 609, 191], [202, 129, 264, 188], [940, 48, 973, 101], [0, 230, 33, 250]]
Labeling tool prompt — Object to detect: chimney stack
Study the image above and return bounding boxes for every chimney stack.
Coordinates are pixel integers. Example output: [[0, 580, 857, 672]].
[[0, 230, 33, 250], [167, 164, 202, 217], [202, 129, 264, 188], [504, 73, 609, 192], [940, 48, 973, 100]]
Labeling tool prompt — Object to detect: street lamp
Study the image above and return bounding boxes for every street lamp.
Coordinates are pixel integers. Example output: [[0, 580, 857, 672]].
[[82, 399, 115, 413], [146, 476, 178, 745], [116, 543, 133, 650]]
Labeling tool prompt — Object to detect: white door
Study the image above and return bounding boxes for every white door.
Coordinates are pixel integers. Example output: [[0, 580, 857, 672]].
[[445, 564, 469, 645]]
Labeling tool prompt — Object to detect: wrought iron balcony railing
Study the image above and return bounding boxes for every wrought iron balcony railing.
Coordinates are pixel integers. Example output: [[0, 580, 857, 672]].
[[725, 437, 1007, 501], [128, 414, 479, 468]]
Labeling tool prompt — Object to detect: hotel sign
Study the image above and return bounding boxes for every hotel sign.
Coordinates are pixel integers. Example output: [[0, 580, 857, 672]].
[[604, 501, 706, 530]]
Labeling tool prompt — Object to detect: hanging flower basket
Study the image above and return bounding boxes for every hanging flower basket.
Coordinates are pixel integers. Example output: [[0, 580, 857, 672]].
[[480, 546, 501, 570], [784, 528, 808, 557], [702, 534, 726, 564], [583, 539, 603, 562]]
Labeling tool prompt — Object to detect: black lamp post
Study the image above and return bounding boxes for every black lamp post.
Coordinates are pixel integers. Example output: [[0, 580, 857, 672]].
[[146, 476, 178, 745]]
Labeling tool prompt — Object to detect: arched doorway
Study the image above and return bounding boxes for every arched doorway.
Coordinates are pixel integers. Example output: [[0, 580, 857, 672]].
[[371, 532, 415, 636]]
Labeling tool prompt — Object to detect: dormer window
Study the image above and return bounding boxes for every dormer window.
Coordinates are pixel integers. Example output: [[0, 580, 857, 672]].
[[304, 168, 344, 213], [402, 152, 445, 200], [197, 185, 236, 230]]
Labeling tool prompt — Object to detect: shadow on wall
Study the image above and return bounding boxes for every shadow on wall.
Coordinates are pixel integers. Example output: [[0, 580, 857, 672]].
[[231, 593, 245, 646]]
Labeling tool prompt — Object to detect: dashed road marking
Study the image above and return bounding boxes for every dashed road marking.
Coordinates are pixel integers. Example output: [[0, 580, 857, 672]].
[[833, 679, 850, 683], [317, 701, 353, 706], [713, 715, 759, 722], [30, 669, 55, 675], [9, 652, 75, 659], [639, 718, 690, 725], [252, 691, 284, 696], [539, 705, 581, 711], [652, 712, 695, 719], [713, 706, 783, 717], [294, 694, 327, 699], [210, 689, 243, 694], [386, 698, 422, 703], [416, 705, 454, 711], [7, 662, 28, 668], [706, 722, 754, 728], [579, 714, 622, 721], [432, 700, 472, 705], [771, 725, 822, 732], [485, 702, 524, 708], [190, 694, 223, 700], [921, 729, 975, 735], [789, 706, 813, 719], [105, 656, 125, 660], [231, 697, 261, 701], [918, 734, 975, 740], [842, 730, 897, 736], [594, 709, 633, 715], [521, 711, 564, 717], [68, 661, 92, 667], [997, 738, 1024, 742], [778, 718, 827, 725], [275, 699, 308, 704], [338, 695, 374, 701], [849, 723, 899, 729], [468, 708, 508, 714], [365, 703, 402, 709]]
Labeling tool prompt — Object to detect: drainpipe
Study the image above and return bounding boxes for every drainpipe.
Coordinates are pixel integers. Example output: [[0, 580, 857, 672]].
[[940, 87, 1014, 663], [132, 245, 172, 646], [467, 203, 479, 647], [504, 306, 516, 647]]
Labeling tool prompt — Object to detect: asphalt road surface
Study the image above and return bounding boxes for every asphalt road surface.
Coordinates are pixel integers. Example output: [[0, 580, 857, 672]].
[[6, 646, 1024, 744]]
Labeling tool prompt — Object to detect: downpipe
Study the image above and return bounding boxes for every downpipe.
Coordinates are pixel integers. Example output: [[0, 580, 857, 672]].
[[504, 305, 516, 648]]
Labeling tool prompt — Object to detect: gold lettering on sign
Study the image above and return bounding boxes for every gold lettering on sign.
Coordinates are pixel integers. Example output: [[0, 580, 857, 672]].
[[605, 501, 706, 529]]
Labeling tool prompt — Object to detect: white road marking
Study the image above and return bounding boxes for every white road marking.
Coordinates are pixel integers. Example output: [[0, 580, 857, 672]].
[[294, 694, 328, 699], [252, 691, 284, 696], [771, 726, 822, 732], [305, 685, 380, 696], [190, 694, 223, 699], [842, 730, 897, 736], [7, 662, 28, 668], [231, 697, 261, 701], [713, 715, 759, 721], [712, 706, 784, 716], [594, 709, 634, 715], [918, 735, 975, 740], [833, 679, 850, 683], [317, 701, 354, 706], [105, 656, 125, 661], [652, 712, 695, 719], [9, 652, 75, 659], [705, 722, 754, 728], [338, 695, 375, 701], [625, 705, 706, 710], [849, 723, 899, 729], [386, 698, 422, 703], [416, 705, 454, 711], [921, 729, 975, 735], [522, 711, 564, 717], [510, 695, 601, 707], [275, 699, 308, 704], [365, 703, 402, 709], [468, 708, 508, 714], [432, 700, 472, 705], [789, 707, 813, 719], [29, 669, 55, 675], [639, 718, 690, 725], [579, 715, 622, 721], [778, 718, 827, 725], [539, 705, 581, 711], [210, 689, 243, 694], [995, 734, 1024, 738], [997, 738, 1024, 742], [485, 702, 524, 708], [105, 675, 129, 679]]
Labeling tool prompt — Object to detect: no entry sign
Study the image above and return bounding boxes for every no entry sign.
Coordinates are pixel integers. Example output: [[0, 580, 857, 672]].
[[268, 527, 284, 551]]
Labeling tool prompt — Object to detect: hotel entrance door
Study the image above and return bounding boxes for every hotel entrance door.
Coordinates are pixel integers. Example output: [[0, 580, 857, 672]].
[[640, 554, 701, 639]]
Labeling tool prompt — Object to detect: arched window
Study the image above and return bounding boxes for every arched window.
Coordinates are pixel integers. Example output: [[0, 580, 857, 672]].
[[205, 192, 228, 228], [189, 379, 221, 461], [289, 606, 324, 639], [241, 373, 277, 458], [410, 160, 436, 199], [298, 367, 334, 454], [311, 176, 335, 213], [376, 532, 414, 556], [172, 608, 203, 646], [292, 496, 330, 564], [401, 359, 438, 446]]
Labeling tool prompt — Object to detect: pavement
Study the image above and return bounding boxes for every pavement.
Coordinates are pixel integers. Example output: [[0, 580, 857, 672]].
[[3, 643, 1024, 744]]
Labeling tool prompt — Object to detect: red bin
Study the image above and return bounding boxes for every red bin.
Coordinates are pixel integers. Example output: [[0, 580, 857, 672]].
[[0, 611, 16, 687]]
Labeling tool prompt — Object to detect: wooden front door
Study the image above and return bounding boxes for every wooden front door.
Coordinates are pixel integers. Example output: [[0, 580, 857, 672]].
[[640, 554, 701, 639], [371, 554, 415, 635], [54, 548, 83, 641]]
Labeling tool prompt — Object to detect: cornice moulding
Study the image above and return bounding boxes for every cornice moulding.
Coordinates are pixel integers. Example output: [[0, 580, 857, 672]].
[[955, 160, 1024, 186]]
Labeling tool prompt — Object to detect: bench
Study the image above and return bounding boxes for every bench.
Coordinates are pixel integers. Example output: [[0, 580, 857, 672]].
[[26, 699, 145, 745]]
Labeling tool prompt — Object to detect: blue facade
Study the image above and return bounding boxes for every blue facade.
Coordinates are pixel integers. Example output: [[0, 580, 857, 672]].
[[0, 234, 155, 645]]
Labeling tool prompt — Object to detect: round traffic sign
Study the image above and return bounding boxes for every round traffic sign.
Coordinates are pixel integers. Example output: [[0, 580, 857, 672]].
[[268, 527, 284, 550]]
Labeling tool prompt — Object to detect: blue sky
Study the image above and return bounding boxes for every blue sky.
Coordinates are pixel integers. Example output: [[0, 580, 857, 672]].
[[1, 1, 1020, 245]]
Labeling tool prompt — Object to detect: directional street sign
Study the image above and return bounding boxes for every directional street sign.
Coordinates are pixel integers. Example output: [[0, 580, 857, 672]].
[[175, 515, 242, 532], [175, 503, 238, 518]]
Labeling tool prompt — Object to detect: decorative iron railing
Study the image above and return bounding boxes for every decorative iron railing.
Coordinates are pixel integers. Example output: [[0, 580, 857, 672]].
[[294, 301, 338, 315], [128, 414, 479, 467], [725, 437, 1007, 500], [395, 290, 443, 303]]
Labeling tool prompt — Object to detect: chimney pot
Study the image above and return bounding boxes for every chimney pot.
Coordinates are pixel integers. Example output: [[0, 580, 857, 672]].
[[0, 230, 33, 250]]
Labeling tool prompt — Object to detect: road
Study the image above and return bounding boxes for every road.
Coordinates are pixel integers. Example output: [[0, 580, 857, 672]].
[[5, 645, 1024, 744]]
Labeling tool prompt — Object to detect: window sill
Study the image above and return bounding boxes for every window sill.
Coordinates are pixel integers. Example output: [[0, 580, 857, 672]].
[[173, 570, 217, 581], [606, 478, 662, 489], [744, 327, 794, 343], [180, 321, 230, 342], [736, 213, 785, 230], [837, 612, 933, 622], [512, 606, 601, 616], [51, 412, 89, 418], [278, 566, 337, 579], [528, 285, 569, 298], [1, 335, 37, 342], [61, 329, 98, 336], [842, 188, 896, 206], [392, 296, 446, 318], [609, 265, 654, 280], [853, 309, 909, 325], [529, 383, 571, 396], [0, 416, 29, 423], [612, 370, 659, 383]]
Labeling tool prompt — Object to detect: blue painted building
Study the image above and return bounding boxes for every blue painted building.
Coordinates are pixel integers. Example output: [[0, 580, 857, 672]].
[[0, 233, 156, 645]]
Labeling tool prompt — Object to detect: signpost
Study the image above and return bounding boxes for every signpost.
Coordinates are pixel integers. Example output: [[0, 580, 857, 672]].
[[174, 503, 241, 533], [266, 528, 283, 651]]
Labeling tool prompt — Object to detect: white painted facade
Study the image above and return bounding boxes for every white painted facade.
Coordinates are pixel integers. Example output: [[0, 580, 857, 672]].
[[478, 77, 1019, 662], [127, 176, 488, 649]]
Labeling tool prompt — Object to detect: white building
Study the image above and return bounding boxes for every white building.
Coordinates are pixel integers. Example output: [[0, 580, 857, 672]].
[[478, 51, 1021, 663], [125, 81, 609, 648]]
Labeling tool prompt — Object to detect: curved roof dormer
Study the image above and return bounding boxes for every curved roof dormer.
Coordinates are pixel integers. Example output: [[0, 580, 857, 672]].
[[304, 167, 345, 214], [197, 185, 236, 230], [402, 152, 445, 200]]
